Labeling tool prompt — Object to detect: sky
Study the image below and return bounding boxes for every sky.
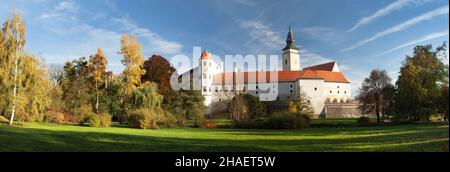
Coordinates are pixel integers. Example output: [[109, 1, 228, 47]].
[[1, 0, 449, 96]]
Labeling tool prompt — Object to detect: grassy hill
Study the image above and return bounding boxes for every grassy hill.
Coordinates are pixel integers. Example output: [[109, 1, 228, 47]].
[[0, 122, 448, 152]]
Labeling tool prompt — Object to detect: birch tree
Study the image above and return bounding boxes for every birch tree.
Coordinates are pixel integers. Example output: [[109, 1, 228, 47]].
[[0, 11, 26, 125], [88, 48, 108, 113]]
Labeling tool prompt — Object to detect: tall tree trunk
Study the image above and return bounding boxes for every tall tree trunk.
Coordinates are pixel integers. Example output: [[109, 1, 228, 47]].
[[9, 58, 18, 126], [95, 80, 99, 113]]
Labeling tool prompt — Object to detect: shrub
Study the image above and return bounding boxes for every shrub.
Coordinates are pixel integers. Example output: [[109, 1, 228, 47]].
[[357, 116, 371, 126], [87, 115, 101, 127], [46, 111, 65, 124], [127, 108, 179, 129], [267, 112, 311, 129], [78, 112, 97, 126], [200, 120, 218, 129], [233, 119, 267, 129], [99, 113, 112, 128], [0, 115, 9, 123]]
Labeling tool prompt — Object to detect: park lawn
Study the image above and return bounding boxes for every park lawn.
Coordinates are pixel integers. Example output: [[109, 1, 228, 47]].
[[0, 122, 448, 152]]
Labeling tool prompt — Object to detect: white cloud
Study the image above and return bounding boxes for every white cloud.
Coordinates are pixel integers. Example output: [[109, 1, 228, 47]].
[[343, 5, 449, 52], [38, 0, 78, 21], [237, 20, 284, 50], [374, 30, 449, 57], [348, 0, 434, 32], [111, 18, 183, 55]]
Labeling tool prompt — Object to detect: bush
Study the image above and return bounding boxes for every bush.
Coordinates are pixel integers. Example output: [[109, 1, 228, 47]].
[[87, 115, 101, 127], [78, 112, 97, 126], [233, 119, 267, 129], [45, 111, 76, 124], [47, 111, 65, 124], [200, 120, 218, 129], [0, 115, 9, 123], [127, 108, 179, 129], [267, 112, 311, 129], [357, 116, 371, 126], [99, 113, 112, 128]]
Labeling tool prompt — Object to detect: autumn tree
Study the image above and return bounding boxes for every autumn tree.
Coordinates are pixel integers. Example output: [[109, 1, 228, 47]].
[[357, 69, 393, 123], [88, 48, 108, 113], [0, 11, 26, 125], [119, 34, 145, 96], [141, 55, 176, 105]]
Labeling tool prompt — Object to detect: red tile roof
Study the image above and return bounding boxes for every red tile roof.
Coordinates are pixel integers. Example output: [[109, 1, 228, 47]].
[[303, 61, 336, 71], [213, 70, 349, 84]]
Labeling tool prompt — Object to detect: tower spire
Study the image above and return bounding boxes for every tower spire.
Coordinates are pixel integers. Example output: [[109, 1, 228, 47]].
[[283, 27, 299, 51]]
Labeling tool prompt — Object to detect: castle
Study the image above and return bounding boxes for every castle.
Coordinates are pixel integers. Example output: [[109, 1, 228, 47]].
[[183, 28, 359, 118]]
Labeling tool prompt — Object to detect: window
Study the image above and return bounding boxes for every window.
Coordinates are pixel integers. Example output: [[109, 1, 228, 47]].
[[314, 87, 317, 91], [338, 91, 340, 94], [256, 91, 259, 94], [330, 91, 332, 94], [256, 85, 259, 89], [290, 90, 293, 93], [209, 87, 212, 92], [290, 84, 293, 88], [219, 99, 222, 102], [345, 91, 347, 94], [285, 59, 288, 65], [337, 86, 340, 89], [203, 87, 207, 92], [215, 87, 219, 92]]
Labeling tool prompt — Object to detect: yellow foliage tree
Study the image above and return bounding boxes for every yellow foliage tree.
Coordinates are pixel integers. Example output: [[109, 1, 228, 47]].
[[119, 34, 145, 96], [88, 48, 108, 113]]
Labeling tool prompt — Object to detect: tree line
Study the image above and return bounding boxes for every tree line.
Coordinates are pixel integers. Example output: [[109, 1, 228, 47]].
[[1, 12, 205, 128]]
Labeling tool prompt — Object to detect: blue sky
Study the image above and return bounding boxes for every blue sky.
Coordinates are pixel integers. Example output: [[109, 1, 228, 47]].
[[1, 0, 449, 95]]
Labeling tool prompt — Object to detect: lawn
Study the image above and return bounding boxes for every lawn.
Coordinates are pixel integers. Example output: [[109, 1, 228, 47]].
[[0, 122, 448, 152]]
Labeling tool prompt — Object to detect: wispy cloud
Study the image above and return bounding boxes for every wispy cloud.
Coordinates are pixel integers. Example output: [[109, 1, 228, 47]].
[[237, 20, 284, 50], [343, 5, 449, 52], [38, 0, 79, 21], [347, 0, 433, 32], [111, 18, 183, 55], [374, 30, 449, 57]]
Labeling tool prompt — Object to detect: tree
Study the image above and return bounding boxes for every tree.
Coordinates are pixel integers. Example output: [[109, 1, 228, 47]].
[[289, 92, 314, 118], [119, 34, 145, 96], [61, 57, 93, 112], [229, 94, 250, 121], [141, 55, 177, 105], [0, 11, 26, 125], [357, 69, 393, 123], [88, 48, 108, 113], [395, 44, 447, 121]]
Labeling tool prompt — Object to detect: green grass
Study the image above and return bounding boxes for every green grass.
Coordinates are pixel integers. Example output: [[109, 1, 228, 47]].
[[0, 122, 448, 152]]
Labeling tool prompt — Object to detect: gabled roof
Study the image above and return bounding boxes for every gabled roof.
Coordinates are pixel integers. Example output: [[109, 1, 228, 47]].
[[200, 50, 212, 60], [303, 61, 337, 71]]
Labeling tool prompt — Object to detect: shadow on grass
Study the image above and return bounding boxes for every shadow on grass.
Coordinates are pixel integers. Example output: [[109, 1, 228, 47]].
[[0, 123, 447, 152]]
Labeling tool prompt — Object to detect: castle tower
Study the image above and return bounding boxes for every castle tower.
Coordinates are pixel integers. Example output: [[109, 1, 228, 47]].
[[200, 50, 221, 106], [282, 27, 301, 71]]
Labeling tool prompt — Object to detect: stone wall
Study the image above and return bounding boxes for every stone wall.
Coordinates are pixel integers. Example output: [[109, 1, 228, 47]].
[[324, 103, 361, 118]]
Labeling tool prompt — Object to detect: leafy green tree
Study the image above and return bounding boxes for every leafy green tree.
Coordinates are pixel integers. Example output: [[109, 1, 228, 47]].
[[61, 57, 93, 112], [395, 44, 447, 121]]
